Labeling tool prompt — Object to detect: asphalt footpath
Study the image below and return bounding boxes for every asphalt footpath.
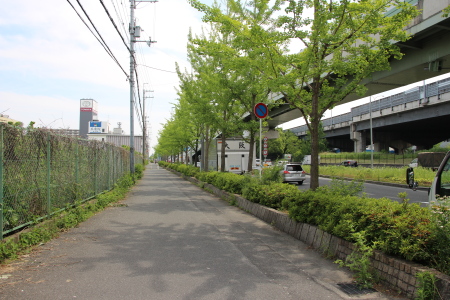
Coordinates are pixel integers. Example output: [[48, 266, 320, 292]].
[[0, 164, 405, 300]]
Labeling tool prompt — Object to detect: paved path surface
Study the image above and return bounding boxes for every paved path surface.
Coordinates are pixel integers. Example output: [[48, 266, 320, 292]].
[[0, 165, 404, 299]]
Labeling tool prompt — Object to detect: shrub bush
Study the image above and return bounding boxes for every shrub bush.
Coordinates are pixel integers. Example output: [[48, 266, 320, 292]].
[[173, 163, 199, 177], [241, 180, 300, 209], [134, 164, 144, 179], [260, 166, 283, 184], [241, 178, 266, 203], [284, 188, 433, 262], [161, 162, 448, 274], [197, 171, 220, 185], [259, 183, 300, 209], [215, 173, 250, 194]]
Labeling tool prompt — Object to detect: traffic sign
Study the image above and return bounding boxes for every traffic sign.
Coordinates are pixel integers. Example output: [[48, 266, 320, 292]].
[[263, 136, 268, 142], [263, 150, 268, 156], [254, 103, 268, 119]]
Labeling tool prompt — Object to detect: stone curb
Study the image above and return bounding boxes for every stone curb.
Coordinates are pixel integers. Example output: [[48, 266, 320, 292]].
[[165, 167, 450, 299]]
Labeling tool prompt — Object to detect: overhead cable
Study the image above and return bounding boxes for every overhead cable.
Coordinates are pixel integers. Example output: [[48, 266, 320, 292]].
[[99, 0, 131, 53], [110, 0, 130, 43], [66, 0, 129, 78], [138, 64, 177, 74]]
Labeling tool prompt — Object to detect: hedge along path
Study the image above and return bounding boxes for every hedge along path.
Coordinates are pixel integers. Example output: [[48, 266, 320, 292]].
[[162, 162, 450, 299]]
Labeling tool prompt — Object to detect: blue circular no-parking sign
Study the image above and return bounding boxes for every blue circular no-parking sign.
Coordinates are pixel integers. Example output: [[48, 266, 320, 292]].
[[254, 103, 268, 119]]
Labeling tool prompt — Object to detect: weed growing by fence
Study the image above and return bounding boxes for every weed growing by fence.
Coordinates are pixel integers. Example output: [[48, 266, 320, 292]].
[[1, 124, 143, 238], [0, 173, 136, 262]]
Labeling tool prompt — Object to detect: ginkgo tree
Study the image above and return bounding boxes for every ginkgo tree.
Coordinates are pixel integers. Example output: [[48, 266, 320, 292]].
[[185, 20, 276, 172], [190, 0, 418, 189], [188, 29, 246, 171], [176, 67, 218, 170]]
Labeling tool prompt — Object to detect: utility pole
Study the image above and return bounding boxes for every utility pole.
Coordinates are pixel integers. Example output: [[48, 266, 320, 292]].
[[129, 0, 157, 174], [143, 86, 154, 160]]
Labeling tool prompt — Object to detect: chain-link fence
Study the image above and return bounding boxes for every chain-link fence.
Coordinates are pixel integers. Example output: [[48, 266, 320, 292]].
[[0, 124, 143, 238]]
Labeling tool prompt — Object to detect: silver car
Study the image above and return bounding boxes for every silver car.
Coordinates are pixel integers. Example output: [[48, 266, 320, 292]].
[[280, 163, 306, 185]]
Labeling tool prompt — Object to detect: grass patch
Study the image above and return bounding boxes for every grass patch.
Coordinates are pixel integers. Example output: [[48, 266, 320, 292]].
[[302, 165, 435, 187]]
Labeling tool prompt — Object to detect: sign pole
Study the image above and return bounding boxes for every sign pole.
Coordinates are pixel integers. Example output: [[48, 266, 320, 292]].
[[254, 102, 268, 178], [259, 118, 262, 178]]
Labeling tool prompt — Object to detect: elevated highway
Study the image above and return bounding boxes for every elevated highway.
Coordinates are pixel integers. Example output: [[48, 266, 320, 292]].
[[267, 1, 450, 129], [289, 77, 450, 153]]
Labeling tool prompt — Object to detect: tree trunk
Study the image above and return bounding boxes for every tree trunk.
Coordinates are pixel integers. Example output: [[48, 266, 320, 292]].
[[220, 110, 227, 172], [248, 131, 255, 172], [247, 94, 258, 172], [194, 139, 199, 166], [220, 133, 226, 172], [204, 125, 210, 172], [309, 80, 321, 190]]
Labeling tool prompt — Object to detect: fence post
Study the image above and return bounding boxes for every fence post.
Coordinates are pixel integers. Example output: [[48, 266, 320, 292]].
[[0, 126, 4, 240], [95, 146, 98, 195], [75, 141, 79, 200], [108, 145, 111, 190], [47, 132, 51, 216]]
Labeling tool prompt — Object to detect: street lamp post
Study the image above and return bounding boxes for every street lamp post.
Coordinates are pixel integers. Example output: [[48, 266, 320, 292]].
[[370, 95, 384, 168], [370, 96, 373, 168]]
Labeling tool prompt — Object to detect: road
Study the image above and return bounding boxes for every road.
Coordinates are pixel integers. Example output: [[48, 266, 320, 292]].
[[0, 165, 402, 299], [298, 176, 429, 206]]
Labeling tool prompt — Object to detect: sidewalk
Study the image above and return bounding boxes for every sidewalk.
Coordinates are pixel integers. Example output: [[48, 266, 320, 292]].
[[0, 165, 403, 299]]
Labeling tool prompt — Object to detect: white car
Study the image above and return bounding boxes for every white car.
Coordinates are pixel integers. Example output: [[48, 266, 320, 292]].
[[253, 159, 261, 170], [280, 163, 306, 185]]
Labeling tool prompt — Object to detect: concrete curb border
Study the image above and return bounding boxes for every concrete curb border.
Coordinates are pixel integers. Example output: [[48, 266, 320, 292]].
[[167, 168, 450, 299]]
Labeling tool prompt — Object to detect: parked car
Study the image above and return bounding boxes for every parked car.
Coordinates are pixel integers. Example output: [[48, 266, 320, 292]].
[[280, 163, 306, 185], [263, 159, 272, 167], [253, 159, 261, 170], [340, 160, 358, 167]]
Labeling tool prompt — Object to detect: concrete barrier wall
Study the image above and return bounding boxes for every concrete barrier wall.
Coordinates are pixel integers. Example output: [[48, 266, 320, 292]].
[[171, 169, 450, 299]]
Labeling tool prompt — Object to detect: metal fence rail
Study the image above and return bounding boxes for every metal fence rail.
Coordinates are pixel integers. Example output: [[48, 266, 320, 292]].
[[0, 124, 142, 239]]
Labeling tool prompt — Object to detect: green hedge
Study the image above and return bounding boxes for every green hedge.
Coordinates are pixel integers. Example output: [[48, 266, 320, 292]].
[[284, 189, 432, 262], [161, 162, 448, 275], [243, 181, 299, 209]]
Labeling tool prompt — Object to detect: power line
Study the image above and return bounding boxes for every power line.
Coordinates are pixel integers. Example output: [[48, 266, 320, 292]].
[[135, 66, 144, 121], [66, 0, 129, 78], [110, 0, 130, 43], [136, 41, 152, 85], [75, 0, 122, 66], [99, 0, 131, 53], [138, 64, 177, 73]]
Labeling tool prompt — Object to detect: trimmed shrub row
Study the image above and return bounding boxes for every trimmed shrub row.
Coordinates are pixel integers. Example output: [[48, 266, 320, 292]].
[[160, 162, 448, 276]]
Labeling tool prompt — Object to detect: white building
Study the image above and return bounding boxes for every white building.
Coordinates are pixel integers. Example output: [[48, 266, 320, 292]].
[[87, 122, 146, 154]]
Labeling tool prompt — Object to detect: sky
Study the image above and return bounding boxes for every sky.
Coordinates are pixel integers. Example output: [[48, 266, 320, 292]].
[[0, 0, 213, 154], [1, 1, 450, 155]]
